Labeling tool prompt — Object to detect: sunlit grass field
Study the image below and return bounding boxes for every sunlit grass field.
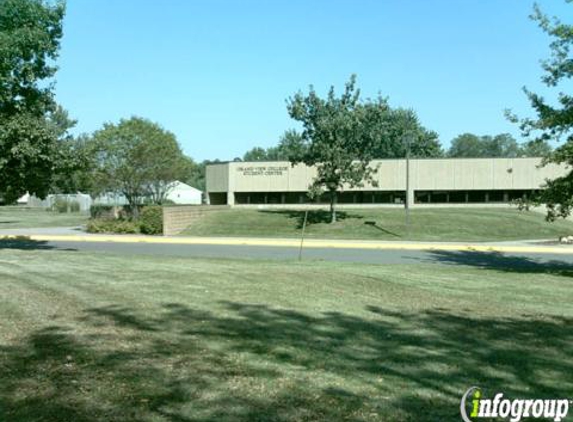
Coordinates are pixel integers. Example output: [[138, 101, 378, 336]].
[[180, 207, 573, 241], [1, 245, 571, 421]]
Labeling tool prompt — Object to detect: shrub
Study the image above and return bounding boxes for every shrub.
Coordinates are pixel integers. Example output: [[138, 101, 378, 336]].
[[139, 206, 163, 235], [86, 219, 140, 234], [52, 198, 80, 213], [69, 201, 80, 213], [52, 198, 66, 213], [90, 205, 114, 219]]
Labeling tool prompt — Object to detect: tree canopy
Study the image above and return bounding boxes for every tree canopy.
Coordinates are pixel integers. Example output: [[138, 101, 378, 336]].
[[448, 133, 552, 158], [509, 2, 573, 220], [243, 112, 441, 162], [448, 133, 520, 158], [0, 0, 73, 203], [286, 75, 387, 222], [90, 117, 189, 213], [242, 130, 307, 162], [368, 108, 442, 159]]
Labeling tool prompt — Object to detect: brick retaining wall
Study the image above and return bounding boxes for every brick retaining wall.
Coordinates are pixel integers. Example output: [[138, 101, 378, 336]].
[[162, 205, 230, 236]]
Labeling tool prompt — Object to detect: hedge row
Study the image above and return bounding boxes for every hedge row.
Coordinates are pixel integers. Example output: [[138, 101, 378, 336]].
[[87, 205, 163, 235]]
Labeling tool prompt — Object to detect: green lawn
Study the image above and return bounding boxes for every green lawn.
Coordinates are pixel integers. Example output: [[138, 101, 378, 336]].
[[180, 207, 573, 241], [0, 206, 88, 229], [1, 246, 571, 421]]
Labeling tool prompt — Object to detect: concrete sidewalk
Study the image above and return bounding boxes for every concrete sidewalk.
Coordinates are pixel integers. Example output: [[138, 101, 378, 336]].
[[0, 226, 572, 255], [0, 226, 85, 236]]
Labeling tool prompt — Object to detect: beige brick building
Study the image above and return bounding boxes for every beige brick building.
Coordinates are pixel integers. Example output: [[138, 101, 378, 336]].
[[206, 157, 568, 207]]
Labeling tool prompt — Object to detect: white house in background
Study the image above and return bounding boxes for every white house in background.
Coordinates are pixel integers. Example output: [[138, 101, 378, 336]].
[[17, 192, 30, 205], [165, 181, 202, 204], [93, 181, 202, 206]]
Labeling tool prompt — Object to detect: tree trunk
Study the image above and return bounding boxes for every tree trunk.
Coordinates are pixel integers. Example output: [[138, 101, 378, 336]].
[[126, 195, 139, 219], [330, 190, 337, 223], [132, 204, 139, 219]]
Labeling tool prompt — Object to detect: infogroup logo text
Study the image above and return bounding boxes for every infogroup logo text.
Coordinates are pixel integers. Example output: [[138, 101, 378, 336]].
[[460, 386, 571, 422]]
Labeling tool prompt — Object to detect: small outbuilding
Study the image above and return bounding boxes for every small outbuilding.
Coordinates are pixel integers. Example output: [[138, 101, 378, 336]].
[[17, 193, 30, 205], [165, 181, 202, 205]]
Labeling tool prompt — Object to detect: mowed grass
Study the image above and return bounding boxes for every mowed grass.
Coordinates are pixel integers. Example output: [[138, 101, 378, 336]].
[[0, 206, 88, 229], [0, 246, 572, 421], [180, 207, 573, 241]]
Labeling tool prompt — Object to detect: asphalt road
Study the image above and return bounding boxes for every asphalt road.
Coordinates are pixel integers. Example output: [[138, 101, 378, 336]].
[[6, 238, 573, 270]]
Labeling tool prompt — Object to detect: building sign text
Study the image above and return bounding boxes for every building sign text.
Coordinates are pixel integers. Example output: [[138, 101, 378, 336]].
[[237, 166, 288, 176]]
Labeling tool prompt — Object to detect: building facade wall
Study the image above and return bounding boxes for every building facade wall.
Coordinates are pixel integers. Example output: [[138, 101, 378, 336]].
[[206, 158, 568, 206], [206, 163, 230, 192]]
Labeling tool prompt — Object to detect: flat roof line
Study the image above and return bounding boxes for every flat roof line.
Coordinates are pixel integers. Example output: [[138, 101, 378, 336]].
[[207, 157, 545, 166]]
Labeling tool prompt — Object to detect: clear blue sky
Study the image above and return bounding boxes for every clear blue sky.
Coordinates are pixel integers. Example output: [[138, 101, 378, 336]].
[[55, 0, 570, 161]]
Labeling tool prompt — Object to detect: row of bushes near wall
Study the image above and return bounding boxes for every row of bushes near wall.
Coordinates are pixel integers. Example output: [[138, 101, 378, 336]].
[[87, 205, 163, 235]]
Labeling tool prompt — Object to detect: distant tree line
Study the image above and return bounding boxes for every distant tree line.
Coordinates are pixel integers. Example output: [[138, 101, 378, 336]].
[[242, 131, 552, 162], [447, 133, 552, 158]]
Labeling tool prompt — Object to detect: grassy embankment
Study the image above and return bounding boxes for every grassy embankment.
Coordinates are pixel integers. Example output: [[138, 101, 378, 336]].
[[180, 207, 573, 241], [1, 246, 571, 421]]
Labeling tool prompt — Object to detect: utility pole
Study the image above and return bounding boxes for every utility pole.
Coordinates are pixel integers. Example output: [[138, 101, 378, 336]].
[[405, 134, 411, 236], [298, 210, 309, 261]]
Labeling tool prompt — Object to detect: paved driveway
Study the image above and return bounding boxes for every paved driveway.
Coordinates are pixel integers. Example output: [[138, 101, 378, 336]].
[[1, 233, 572, 269]]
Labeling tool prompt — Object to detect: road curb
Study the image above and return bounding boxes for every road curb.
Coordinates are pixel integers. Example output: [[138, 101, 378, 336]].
[[2, 234, 573, 255]]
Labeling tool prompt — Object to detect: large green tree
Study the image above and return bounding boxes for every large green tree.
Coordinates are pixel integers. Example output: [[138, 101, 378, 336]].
[[244, 115, 440, 162], [46, 106, 96, 194], [178, 155, 207, 196], [286, 75, 387, 223], [520, 139, 553, 157], [50, 133, 94, 194], [448, 133, 521, 158], [243, 146, 271, 161], [91, 117, 188, 214], [0, 0, 70, 203], [369, 108, 442, 158], [509, 2, 573, 220], [448, 133, 551, 158], [242, 130, 307, 162]]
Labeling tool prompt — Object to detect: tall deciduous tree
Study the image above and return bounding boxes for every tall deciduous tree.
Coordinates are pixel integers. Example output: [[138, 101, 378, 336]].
[[520, 139, 553, 157], [0, 0, 70, 203], [242, 130, 307, 162], [244, 117, 440, 163], [277, 129, 307, 161], [448, 133, 552, 158], [369, 108, 442, 159], [508, 2, 573, 220], [91, 117, 188, 214], [286, 75, 384, 223], [243, 147, 271, 162], [448, 133, 486, 158], [181, 159, 216, 193], [448, 133, 522, 158]]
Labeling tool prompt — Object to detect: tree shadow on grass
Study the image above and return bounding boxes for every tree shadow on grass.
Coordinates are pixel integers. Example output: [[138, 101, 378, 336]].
[[259, 209, 363, 229], [0, 236, 76, 251], [365, 221, 401, 237], [417, 250, 573, 277], [2, 300, 571, 421]]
